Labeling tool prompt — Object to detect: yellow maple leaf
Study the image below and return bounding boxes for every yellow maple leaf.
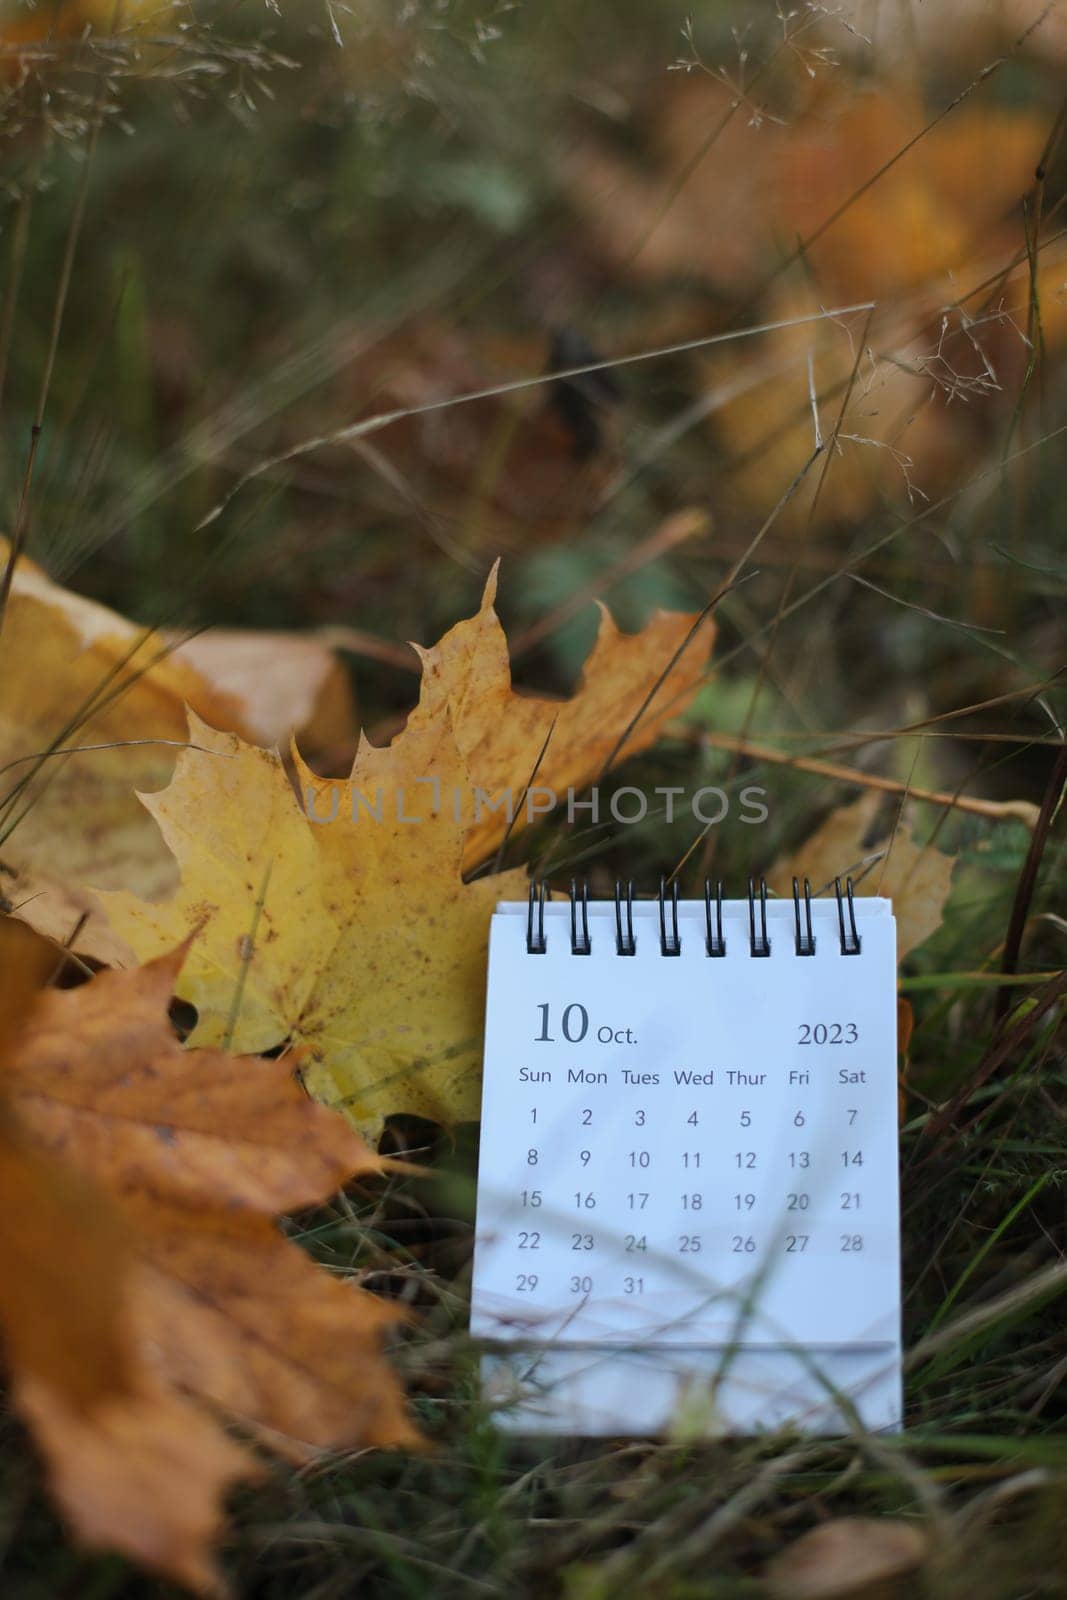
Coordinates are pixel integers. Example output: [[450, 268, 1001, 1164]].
[[0, 926, 418, 1594], [416, 563, 716, 868], [101, 572, 715, 1136], [0, 539, 242, 948], [0, 540, 355, 960], [102, 706, 524, 1134]]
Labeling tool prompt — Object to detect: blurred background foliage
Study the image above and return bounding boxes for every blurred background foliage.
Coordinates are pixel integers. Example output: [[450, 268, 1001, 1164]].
[[2, 0, 1062, 835]]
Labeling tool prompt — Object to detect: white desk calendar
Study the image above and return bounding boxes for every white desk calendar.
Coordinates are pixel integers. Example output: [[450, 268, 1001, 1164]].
[[470, 878, 902, 1436]]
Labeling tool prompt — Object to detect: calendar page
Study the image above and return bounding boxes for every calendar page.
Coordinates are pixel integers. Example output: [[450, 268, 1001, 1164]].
[[470, 889, 901, 1436]]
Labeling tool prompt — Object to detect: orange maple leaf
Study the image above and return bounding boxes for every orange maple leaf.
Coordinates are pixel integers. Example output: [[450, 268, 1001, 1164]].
[[0, 921, 418, 1594]]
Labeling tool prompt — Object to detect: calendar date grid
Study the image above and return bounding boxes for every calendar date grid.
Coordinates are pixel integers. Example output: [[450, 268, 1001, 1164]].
[[473, 1014, 890, 1341]]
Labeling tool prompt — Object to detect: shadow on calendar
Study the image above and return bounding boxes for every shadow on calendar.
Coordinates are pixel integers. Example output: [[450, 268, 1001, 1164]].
[[481, 1343, 901, 1437]]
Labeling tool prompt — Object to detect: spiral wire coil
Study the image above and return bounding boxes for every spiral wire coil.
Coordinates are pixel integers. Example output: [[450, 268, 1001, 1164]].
[[525, 877, 865, 957]]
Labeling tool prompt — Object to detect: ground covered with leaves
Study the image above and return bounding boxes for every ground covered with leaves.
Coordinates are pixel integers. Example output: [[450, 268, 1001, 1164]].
[[0, 0, 1065, 1596]]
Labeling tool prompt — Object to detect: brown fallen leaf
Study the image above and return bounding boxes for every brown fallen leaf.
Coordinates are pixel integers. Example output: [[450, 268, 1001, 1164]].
[[164, 627, 357, 758], [0, 914, 57, 1040], [18, 1380, 251, 1598], [0, 1104, 129, 1416], [0, 917, 251, 1595], [768, 793, 956, 960], [100, 571, 715, 1136], [765, 1516, 928, 1600], [706, 222, 1065, 523], [784, 90, 1045, 302], [0, 937, 418, 1592], [0, 539, 249, 955], [0, 1116, 255, 1599], [565, 72, 1046, 307], [0, 917, 130, 1408], [705, 286, 969, 528], [561, 76, 780, 294], [0, 546, 357, 957], [565, 73, 1052, 527], [333, 320, 617, 548], [9, 948, 418, 1449], [0, 857, 135, 967]]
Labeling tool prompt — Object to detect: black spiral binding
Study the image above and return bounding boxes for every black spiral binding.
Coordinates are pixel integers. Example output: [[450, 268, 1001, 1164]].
[[525, 876, 865, 955], [793, 876, 815, 957], [615, 880, 636, 956], [836, 876, 862, 956], [570, 878, 591, 956], [705, 879, 726, 957], [659, 878, 681, 957], [748, 876, 771, 958]]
